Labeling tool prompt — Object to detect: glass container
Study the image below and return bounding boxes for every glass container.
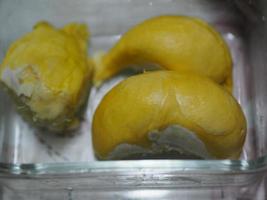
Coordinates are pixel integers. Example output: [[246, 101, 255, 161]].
[[0, 0, 267, 199]]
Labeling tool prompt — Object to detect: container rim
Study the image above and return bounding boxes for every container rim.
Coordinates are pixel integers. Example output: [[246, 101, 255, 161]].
[[1, 156, 267, 177]]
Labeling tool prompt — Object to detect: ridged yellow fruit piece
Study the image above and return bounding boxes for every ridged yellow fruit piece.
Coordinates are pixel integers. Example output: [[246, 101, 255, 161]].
[[93, 71, 246, 159], [93, 15, 232, 89], [0, 21, 93, 132]]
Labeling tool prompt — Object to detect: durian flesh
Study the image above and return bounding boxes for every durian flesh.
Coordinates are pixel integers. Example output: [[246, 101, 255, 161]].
[[93, 15, 232, 90], [0, 22, 93, 132], [92, 71, 246, 159]]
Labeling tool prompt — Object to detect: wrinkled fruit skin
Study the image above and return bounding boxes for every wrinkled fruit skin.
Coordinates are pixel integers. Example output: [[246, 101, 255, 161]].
[[93, 71, 246, 159], [94, 15, 232, 90], [0, 22, 93, 132]]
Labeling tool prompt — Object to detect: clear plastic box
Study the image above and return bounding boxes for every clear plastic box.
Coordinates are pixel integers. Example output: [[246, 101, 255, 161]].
[[0, 0, 267, 199]]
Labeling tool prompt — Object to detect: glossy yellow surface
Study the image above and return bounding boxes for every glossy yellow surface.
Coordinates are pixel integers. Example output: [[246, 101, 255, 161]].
[[0, 21, 93, 131], [93, 15, 232, 88], [93, 71, 246, 159]]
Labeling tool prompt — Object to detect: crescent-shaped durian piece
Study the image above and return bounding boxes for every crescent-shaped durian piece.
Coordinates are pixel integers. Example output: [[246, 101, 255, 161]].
[[93, 71, 246, 159], [93, 15, 232, 90]]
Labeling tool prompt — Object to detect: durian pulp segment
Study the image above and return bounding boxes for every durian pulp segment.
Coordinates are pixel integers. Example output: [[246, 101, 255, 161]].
[[93, 15, 232, 88], [92, 71, 246, 159], [0, 22, 93, 131]]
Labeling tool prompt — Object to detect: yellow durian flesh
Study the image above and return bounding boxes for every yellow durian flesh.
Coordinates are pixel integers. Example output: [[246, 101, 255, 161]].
[[0, 21, 93, 132], [93, 15, 232, 89], [92, 71, 246, 159]]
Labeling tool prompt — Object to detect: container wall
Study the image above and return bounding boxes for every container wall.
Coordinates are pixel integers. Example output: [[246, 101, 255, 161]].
[[249, 0, 267, 159], [0, 169, 264, 200], [234, 0, 267, 159]]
